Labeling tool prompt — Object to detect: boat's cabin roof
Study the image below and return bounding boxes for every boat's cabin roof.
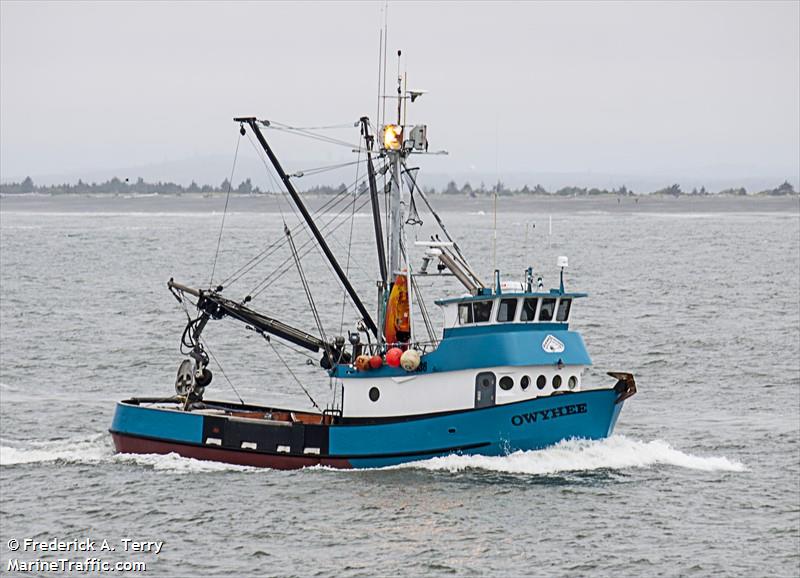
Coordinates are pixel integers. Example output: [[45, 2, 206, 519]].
[[436, 291, 587, 327]]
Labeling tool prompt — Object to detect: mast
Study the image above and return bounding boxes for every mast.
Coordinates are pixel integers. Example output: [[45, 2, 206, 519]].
[[234, 116, 379, 338], [387, 55, 404, 281], [360, 117, 388, 287]]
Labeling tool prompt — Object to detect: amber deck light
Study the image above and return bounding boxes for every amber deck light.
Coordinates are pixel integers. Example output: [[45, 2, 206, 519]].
[[383, 124, 402, 150]]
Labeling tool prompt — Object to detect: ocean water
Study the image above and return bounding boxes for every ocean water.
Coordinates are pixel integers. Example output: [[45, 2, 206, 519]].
[[1, 194, 798, 577]]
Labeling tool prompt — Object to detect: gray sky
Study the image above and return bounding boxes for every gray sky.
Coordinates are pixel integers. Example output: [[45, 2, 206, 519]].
[[1, 1, 798, 190]]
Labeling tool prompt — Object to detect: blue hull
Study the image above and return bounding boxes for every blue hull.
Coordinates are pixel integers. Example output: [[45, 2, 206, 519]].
[[110, 388, 627, 470], [336, 389, 624, 468]]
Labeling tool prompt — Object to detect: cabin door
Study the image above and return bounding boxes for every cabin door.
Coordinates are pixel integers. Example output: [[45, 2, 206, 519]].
[[474, 372, 496, 408]]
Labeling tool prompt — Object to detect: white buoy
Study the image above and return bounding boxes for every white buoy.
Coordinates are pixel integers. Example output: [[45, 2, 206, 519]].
[[400, 349, 421, 371]]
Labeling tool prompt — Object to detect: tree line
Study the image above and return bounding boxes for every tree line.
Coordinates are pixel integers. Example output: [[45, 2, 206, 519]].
[[439, 180, 797, 197], [0, 176, 797, 197]]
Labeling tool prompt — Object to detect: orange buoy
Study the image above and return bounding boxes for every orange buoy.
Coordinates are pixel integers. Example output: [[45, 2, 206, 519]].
[[384, 274, 411, 345], [369, 355, 383, 369], [386, 347, 403, 367], [355, 355, 371, 371]]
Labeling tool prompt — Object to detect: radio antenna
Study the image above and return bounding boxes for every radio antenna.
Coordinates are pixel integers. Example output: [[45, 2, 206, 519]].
[[381, 1, 389, 128], [376, 28, 383, 129]]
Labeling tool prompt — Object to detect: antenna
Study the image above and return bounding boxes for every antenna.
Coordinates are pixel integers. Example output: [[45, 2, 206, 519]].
[[376, 27, 383, 130], [382, 1, 388, 128], [492, 114, 498, 275], [396, 50, 402, 125]]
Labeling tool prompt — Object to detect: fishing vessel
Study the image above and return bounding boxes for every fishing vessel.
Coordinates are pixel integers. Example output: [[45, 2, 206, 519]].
[[110, 69, 636, 470]]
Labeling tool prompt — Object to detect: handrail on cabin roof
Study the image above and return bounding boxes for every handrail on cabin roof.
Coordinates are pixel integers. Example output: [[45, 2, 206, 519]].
[[434, 291, 588, 306]]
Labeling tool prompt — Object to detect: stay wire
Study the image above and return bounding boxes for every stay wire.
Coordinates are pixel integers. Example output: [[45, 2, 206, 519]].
[[266, 122, 360, 150], [220, 184, 357, 288], [210, 133, 241, 286], [200, 337, 245, 405], [285, 224, 331, 358], [249, 194, 376, 306], [339, 146, 362, 333], [266, 121, 356, 131], [249, 193, 372, 300], [266, 337, 321, 411], [242, 163, 380, 299], [292, 158, 366, 178], [254, 143, 362, 323], [224, 130, 333, 286], [222, 136, 382, 291]]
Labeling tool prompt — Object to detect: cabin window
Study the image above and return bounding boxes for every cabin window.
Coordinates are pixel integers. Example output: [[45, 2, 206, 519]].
[[568, 376, 578, 390], [521, 298, 538, 321], [539, 298, 556, 322], [499, 376, 514, 390], [497, 298, 518, 322], [459, 300, 493, 324], [458, 303, 473, 324], [556, 298, 572, 322], [553, 375, 562, 389], [521, 375, 531, 390], [473, 300, 493, 323], [536, 375, 546, 389], [369, 387, 380, 401]]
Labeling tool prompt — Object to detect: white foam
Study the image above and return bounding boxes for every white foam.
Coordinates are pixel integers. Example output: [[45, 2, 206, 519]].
[[0, 435, 256, 474], [0, 435, 111, 465], [397, 435, 745, 475], [111, 452, 256, 474], [1, 434, 745, 475]]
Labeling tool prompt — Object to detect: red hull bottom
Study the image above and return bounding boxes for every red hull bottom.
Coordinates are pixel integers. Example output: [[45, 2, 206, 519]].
[[111, 433, 352, 470]]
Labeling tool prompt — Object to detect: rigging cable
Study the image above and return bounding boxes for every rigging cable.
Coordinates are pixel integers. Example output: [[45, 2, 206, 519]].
[[209, 132, 242, 286], [174, 286, 246, 404], [200, 338, 245, 405], [265, 121, 360, 150], [220, 181, 361, 288], [263, 334, 321, 411], [404, 165, 480, 279], [267, 122, 356, 131], [239, 132, 380, 299], [339, 145, 362, 333], [411, 274, 436, 343], [223, 127, 382, 296], [249, 192, 372, 300], [284, 224, 331, 362], [248, 137, 370, 321], [291, 158, 366, 178]]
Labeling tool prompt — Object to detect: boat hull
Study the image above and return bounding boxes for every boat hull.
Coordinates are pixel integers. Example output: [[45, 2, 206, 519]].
[[110, 388, 628, 470]]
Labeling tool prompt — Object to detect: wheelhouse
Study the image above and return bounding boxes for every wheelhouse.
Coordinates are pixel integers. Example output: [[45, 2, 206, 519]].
[[437, 291, 587, 330]]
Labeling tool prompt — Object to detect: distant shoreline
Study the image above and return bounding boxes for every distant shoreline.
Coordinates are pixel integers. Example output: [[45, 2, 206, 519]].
[[2, 191, 798, 215], [1, 176, 797, 198]]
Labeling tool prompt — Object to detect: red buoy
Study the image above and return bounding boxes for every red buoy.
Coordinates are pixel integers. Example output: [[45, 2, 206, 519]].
[[386, 347, 403, 367], [369, 355, 383, 369]]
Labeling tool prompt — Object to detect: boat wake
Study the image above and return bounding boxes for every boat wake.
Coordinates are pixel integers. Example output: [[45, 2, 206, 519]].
[[1, 434, 744, 475], [398, 435, 746, 475], [0, 435, 111, 466], [0, 435, 254, 473]]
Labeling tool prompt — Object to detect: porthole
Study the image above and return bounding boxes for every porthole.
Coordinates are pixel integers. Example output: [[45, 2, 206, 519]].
[[521, 375, 531, 390], [369, 387, 380, 402], [568, 376, 578, 390], [499, 376, 514, 390], [536, 375, 546, 389], [553, 375, 562, 389]]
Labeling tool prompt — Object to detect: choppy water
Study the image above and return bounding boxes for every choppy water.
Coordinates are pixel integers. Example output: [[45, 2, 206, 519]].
[[1, 194, 798, 577]]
